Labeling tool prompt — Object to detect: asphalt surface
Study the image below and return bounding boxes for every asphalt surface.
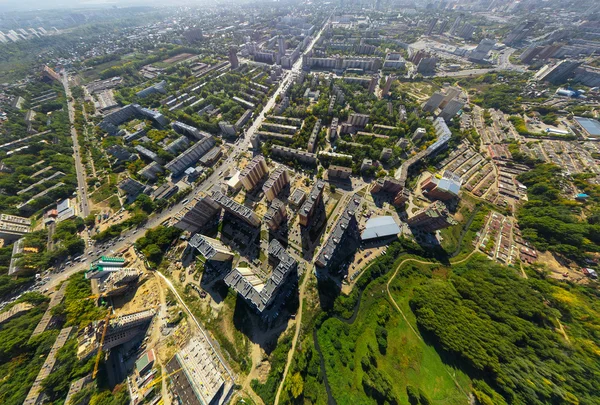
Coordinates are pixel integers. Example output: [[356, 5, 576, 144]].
[[62, 72, 91, 218]]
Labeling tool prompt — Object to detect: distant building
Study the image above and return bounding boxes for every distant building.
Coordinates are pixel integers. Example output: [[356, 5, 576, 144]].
[[406, 201, 457, 232], [136, 80, 167, 98], [0, 214, 31, 241], [535, 60, 582, 84], [229, 46, 239, 69]]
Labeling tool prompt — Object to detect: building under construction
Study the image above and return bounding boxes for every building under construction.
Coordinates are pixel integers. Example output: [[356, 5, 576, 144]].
[[77, 309, 155, 360], [96, 268, 142, 297], [166, 337, 233, 405]]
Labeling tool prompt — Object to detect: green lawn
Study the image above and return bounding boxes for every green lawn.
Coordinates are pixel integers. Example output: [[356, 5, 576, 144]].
[[318, 273, 470, 405]]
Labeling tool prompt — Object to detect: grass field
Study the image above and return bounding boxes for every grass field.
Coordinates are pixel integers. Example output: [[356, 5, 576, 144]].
[[317, 270, 471, 405]]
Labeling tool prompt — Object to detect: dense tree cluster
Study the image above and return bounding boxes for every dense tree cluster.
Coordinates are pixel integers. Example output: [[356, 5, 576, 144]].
[[410, 257, 600, 404], [134, 226, 182, 266], [517, 164, 600, 261]]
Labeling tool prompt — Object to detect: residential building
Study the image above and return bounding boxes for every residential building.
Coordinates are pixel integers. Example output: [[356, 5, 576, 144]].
[[212, 191, 261, 227], [315, 194, 361, 268], [348, 113, 369, 127], [0, 214, 31, 240], [224, 239, 297, 314], [240, 156, 269, 191], [264, 199, 287, 231], [439, 99, 464, 122], [298, 181, 324, 226], [406, 201, 457, 232], [173, 194, 221, 233], [263, 166, 289, 202], [328, 165, 352, 179], [189, 234, 233, 261]]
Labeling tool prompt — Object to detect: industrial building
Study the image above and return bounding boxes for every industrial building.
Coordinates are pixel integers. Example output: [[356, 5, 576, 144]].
[[99, 104, 168, 136], [118, 177, 145, 198], [138, 162, 164, 181], [298, 181, 325, 226], [136, 80, 167, 98], [361, 216, 401, 241], [85, 256, 127, 279], [165, 136, 216, 176], [188, 234, 234, 261]]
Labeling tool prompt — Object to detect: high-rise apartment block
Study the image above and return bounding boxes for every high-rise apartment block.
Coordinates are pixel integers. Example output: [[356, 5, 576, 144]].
[[406, 201, 457, 232], [212, 191, 261, 227], [173, 194, 221, 233], [264, 199, 287, 231], [298, 181, 325, 226], [240, 156, 269, 191], [263, 166, 289, 202], [189, 234, 234, 261], [348, 113, 370, 127], [228, 46, 239, 69]]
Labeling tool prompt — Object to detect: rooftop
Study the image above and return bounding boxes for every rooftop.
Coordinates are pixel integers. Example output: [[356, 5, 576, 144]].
[[361, 216, 401, 241]]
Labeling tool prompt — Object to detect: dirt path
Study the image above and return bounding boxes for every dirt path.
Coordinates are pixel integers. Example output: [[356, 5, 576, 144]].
[[273, 271, 309, 405], [236, 340, 265, 405], [385, 251, 477, 400], [556, 317, 570, 343]]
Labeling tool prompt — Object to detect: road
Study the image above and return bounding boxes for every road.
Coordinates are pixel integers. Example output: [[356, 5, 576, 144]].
[[62, 72, 91, 218]]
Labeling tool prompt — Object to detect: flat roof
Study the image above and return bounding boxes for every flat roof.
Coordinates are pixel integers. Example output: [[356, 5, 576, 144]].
[[361, 216, 401, 240], [574, 116, 600, 137]]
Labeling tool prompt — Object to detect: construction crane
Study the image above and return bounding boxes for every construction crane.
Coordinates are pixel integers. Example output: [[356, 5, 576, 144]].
[[92, 308, 113, 379], [145, 368, 183, 390]]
